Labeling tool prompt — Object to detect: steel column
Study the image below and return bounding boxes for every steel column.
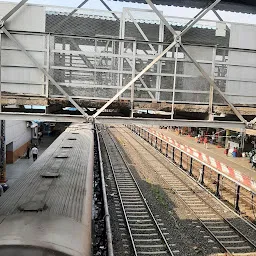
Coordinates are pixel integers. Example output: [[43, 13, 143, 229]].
[[0, 30, 2, 111], [209, 46, 216, 117], [180, 151, 183, 168], [0, 120, 6, 183], [130, 41, 136, 117], [199, 165, 205, 185], [45, 33, 50, 98], [171, 45, 179, 119], [189, 158, 193, 176], [166, 143, 168, 157], [172, 147, 175, 162], [216, 173, 221, 198], [235, 185, 241, 212]]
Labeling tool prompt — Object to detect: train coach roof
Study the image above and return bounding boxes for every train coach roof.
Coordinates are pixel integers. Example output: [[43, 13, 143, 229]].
[[112, 0, 256, 14]]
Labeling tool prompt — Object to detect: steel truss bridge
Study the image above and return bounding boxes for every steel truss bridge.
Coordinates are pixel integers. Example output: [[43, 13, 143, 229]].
[[0, 0, 256, 129]]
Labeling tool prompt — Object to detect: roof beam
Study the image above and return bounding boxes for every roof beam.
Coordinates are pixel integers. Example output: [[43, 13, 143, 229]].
[[0, 112, 247, 129]]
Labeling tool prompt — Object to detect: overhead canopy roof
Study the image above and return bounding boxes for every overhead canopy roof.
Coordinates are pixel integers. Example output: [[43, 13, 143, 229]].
[[113, 0, 256, 14]]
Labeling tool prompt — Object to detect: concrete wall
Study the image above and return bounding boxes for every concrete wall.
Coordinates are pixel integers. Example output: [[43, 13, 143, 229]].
[[0, 3, 46, 97], [5, 120, 31, 163]]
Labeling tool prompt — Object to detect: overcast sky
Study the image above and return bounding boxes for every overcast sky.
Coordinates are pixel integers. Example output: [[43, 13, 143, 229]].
[[1, 0, 256, 24]]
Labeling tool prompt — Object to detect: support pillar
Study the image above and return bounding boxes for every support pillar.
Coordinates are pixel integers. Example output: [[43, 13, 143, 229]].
[[189, 158, 193, 176], [216, 173, 221, 198], [199, 165, 205, 185], [235, 185, 240, 212], [180, 151, 183, 168], [172, 147, 175, 162], [166, 143, 168, 157], [0, 120, 6, 183]]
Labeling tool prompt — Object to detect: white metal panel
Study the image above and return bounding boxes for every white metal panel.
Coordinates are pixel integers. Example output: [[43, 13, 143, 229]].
[[184, 45, 213, 61], [230, 23, 256, 50], [2, 67, 44, 84], [2, 34, 45, 52], [1, 83, 44, 95], [5, 120, 31, 151], [0, 3, 45, 32], [226, 46, 256, 104], [2, 50, 45, 67], [228, 50, 256, 66]]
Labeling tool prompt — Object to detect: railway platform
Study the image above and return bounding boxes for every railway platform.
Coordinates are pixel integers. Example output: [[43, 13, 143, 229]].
[[6, 135, 58, 187], [154, 128, 256, 182]]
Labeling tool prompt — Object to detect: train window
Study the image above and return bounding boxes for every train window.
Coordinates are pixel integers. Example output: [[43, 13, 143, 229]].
[[61, 146, 73, 148], [55, 156, 68, 158], [68, 138, 77, 140]]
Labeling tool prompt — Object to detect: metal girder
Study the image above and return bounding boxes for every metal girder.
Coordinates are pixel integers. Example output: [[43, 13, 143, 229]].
[[1, 27, 89, 119], [171, 45, 179, 119], [126, 10, 157, 54], [0, 31, 2, 111], [0, 0, 28, 27], [0, 112, 247, 129], [179, 0, 222, 37], [99, 0, 119, 20], [50, 0, 90, 32], [92, 40, 177, 118], [145, 0, 248, 124], [124, 43, 155, 99], [180, 45, 247, 124], [68, 38, 94, 69]]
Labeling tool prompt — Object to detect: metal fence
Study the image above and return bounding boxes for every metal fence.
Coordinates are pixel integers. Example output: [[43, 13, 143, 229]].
[[128, 124, 256, 221]]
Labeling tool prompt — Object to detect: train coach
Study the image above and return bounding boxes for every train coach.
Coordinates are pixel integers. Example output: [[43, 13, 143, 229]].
[[0, 123, 94, 256]]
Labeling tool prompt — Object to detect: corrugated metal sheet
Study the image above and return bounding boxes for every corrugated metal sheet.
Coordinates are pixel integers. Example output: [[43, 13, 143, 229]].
[[46, 13, 230, 46], [112, 0, 256, 14]]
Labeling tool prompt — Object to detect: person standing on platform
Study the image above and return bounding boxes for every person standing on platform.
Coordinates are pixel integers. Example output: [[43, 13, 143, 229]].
[[204, 136, 208, 149], [26, 144, 31, 159], [224, 147, 229, 157], [31, 145, 38, 161], [252, 154, 256, 169]]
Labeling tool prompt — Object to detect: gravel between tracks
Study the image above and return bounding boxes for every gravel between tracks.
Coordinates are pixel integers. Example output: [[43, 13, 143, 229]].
[[110, 127, 226, 256]]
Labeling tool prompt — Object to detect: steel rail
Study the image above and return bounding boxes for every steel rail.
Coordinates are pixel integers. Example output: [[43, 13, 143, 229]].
[[125, 126, 256, 255], [101, 127, 175, 256], [100, 129, 138, 256], [95, 126, 114, 256]]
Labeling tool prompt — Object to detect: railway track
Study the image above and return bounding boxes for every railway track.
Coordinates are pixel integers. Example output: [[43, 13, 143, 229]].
[[113, 126, 256, 256], [101, 128, 176, 256]]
